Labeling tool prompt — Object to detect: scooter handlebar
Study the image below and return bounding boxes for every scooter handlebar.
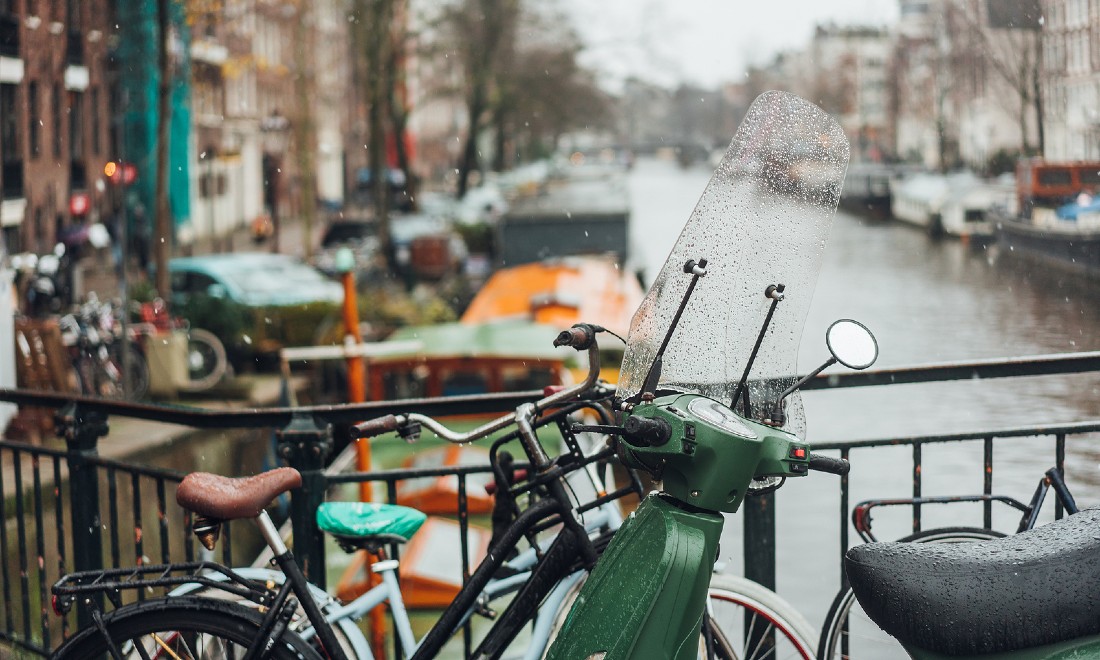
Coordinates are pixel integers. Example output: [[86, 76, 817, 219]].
[[808, 453, 850, 476]]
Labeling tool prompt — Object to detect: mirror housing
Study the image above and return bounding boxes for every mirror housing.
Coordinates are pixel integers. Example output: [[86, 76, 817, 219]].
[[826, 319, 878, 370], [765, 319, 879, 427]]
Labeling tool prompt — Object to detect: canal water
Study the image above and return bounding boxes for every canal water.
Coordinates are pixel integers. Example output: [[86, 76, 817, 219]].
[[626, 157, 1100, 628]]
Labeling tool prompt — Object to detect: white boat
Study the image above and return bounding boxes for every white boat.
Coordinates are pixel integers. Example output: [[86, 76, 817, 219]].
[[890, 171, 1010, 238], [939, 175, 1016, 240], [889, 172, 952, 229]]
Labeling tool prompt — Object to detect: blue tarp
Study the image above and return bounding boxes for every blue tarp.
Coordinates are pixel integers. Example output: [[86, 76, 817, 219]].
[[1056, 198, 1100, 220]]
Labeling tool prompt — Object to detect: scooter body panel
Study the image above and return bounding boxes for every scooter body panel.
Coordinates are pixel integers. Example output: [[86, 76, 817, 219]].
[[545, 493, 723, 660], [905, 634, 1100, 660]]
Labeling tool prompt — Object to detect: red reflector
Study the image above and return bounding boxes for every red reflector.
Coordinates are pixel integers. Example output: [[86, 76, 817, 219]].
[[51, 595, 62, 616]]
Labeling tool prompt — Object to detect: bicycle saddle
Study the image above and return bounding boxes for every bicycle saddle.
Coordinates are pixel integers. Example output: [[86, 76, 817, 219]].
[[845, 507, 1100, 655], [316, 502, 427, 553], [176, 468, 302, 520]]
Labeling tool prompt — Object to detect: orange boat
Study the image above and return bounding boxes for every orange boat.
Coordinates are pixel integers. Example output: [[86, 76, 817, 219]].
[[460, 256, 644, 383]]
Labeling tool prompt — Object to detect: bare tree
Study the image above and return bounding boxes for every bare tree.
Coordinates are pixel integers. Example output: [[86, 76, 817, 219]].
[[431, 0, 520, 198], [349, 0, 395, 256], [948, 0, 1043, 156]]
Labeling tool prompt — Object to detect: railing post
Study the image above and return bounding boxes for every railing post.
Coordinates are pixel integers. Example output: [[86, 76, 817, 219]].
[[277, 413, 332, 588], [56, 402, 109, 631], [743, 492, 776, 586], [743, 491, 776, 654]]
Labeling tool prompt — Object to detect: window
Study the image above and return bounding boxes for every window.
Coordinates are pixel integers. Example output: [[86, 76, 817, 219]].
[[90, 88, 100, 155], [1, 83, 22, 198], [69, 91, 84, 160], [0, 84, 17, 153], [53, 83, 63, 159], [28, 82, 40, 157]]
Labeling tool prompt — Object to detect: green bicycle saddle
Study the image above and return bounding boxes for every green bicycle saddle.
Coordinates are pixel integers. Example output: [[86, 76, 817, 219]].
[[316, 502, 427, 543]]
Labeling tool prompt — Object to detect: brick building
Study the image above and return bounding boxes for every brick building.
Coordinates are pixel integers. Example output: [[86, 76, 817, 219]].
[[0, 0, 115, 255]]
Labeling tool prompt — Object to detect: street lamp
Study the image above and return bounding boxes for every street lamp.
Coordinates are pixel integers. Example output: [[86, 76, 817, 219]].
[[260, 111, 290, 253]]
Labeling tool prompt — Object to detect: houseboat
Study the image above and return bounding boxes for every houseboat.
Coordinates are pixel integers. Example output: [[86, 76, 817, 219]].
[[939, 175, 1016, 241], [993, 160, 1100, 277]]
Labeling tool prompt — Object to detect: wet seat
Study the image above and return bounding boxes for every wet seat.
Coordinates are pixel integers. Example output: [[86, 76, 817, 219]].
[[176, 468, 302, 521], [316, 501, 427, 553], [845, 507, 1100, 655]]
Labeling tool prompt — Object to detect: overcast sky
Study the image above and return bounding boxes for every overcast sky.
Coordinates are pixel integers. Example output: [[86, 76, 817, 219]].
[[565, 0, 901, 89]]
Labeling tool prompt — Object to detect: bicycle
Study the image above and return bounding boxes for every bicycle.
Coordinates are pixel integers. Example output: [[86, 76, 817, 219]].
[[130, 297, 229, 393], [817, 466, 1081, 659], [60, 295, 150, 400], [164, 445, 632, 660], [48, 324, 751, 659]]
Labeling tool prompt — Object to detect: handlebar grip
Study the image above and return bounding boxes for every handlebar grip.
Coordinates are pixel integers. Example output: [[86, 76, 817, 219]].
[[351, 415, 400, 438], [808, 453, 850, 476], [623, 416, 671, 447], [553, 323, 597, 350]]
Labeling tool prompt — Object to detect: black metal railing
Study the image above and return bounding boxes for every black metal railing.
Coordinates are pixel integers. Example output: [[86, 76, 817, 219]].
[[1, 351, 1099, 656]]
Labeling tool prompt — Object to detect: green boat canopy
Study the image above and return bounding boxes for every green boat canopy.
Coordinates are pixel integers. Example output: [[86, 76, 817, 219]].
[[382, 320, 579, 364]]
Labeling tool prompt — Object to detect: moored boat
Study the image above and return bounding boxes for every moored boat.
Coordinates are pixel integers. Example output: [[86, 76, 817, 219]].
[[993, 160, 1100, 277], [841, 162, 922, 216], [939, 175, 1015, 241], [460, 255, 644, 383]]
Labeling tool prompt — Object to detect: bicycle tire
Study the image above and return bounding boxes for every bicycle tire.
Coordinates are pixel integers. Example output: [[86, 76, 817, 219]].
[[119, 342, 150, 400], [51, 596, 323, 659], [169, 568, 366, 658], [704, 573, 817, 660], [180, 328, 229, 392], [817, 526, 1005, 660]]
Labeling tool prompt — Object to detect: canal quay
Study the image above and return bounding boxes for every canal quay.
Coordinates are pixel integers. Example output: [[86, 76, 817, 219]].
[[5, 156, 1100, 656]]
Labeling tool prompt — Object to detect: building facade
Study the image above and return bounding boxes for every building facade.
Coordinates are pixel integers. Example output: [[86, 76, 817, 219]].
[[1, 0, 115, 255], [1041, 0, 1100, 160]]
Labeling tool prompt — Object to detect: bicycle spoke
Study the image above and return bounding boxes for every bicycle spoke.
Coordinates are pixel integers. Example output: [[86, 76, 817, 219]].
[[151, 632, 185, 660], [745, 618, 776, 660]]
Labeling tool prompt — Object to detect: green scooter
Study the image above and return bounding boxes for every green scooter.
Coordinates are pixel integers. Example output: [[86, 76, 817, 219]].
[[548, 90, 1100, 660], [548, 91, 863, 659]]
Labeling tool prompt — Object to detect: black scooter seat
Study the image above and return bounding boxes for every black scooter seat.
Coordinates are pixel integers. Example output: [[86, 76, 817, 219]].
[[845, 507, 1100, 656]]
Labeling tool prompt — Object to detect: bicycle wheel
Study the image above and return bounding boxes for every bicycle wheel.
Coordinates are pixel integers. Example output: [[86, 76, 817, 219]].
[[118, 342, 150, 399], [704, 573, 817, 660], [51, 596, 323, 659], [169, 567, 366, 658], [180, 328, 229, 392], [817, 526, 1005, 660]]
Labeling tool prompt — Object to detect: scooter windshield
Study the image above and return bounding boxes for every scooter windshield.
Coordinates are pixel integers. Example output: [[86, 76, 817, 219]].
[[619, 91, 849, 433]]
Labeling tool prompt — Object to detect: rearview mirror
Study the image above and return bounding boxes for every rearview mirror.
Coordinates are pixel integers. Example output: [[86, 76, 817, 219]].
[[826, 319, 878, 370]]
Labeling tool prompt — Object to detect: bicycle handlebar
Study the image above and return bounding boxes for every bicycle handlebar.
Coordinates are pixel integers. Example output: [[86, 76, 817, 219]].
[[351, 414, 401, 437], [808, 453, 850, 476], [350, 324, 605, 443]]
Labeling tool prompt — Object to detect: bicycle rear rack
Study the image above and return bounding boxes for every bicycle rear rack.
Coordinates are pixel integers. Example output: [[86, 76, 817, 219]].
[[51, 561, 274, 613]]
